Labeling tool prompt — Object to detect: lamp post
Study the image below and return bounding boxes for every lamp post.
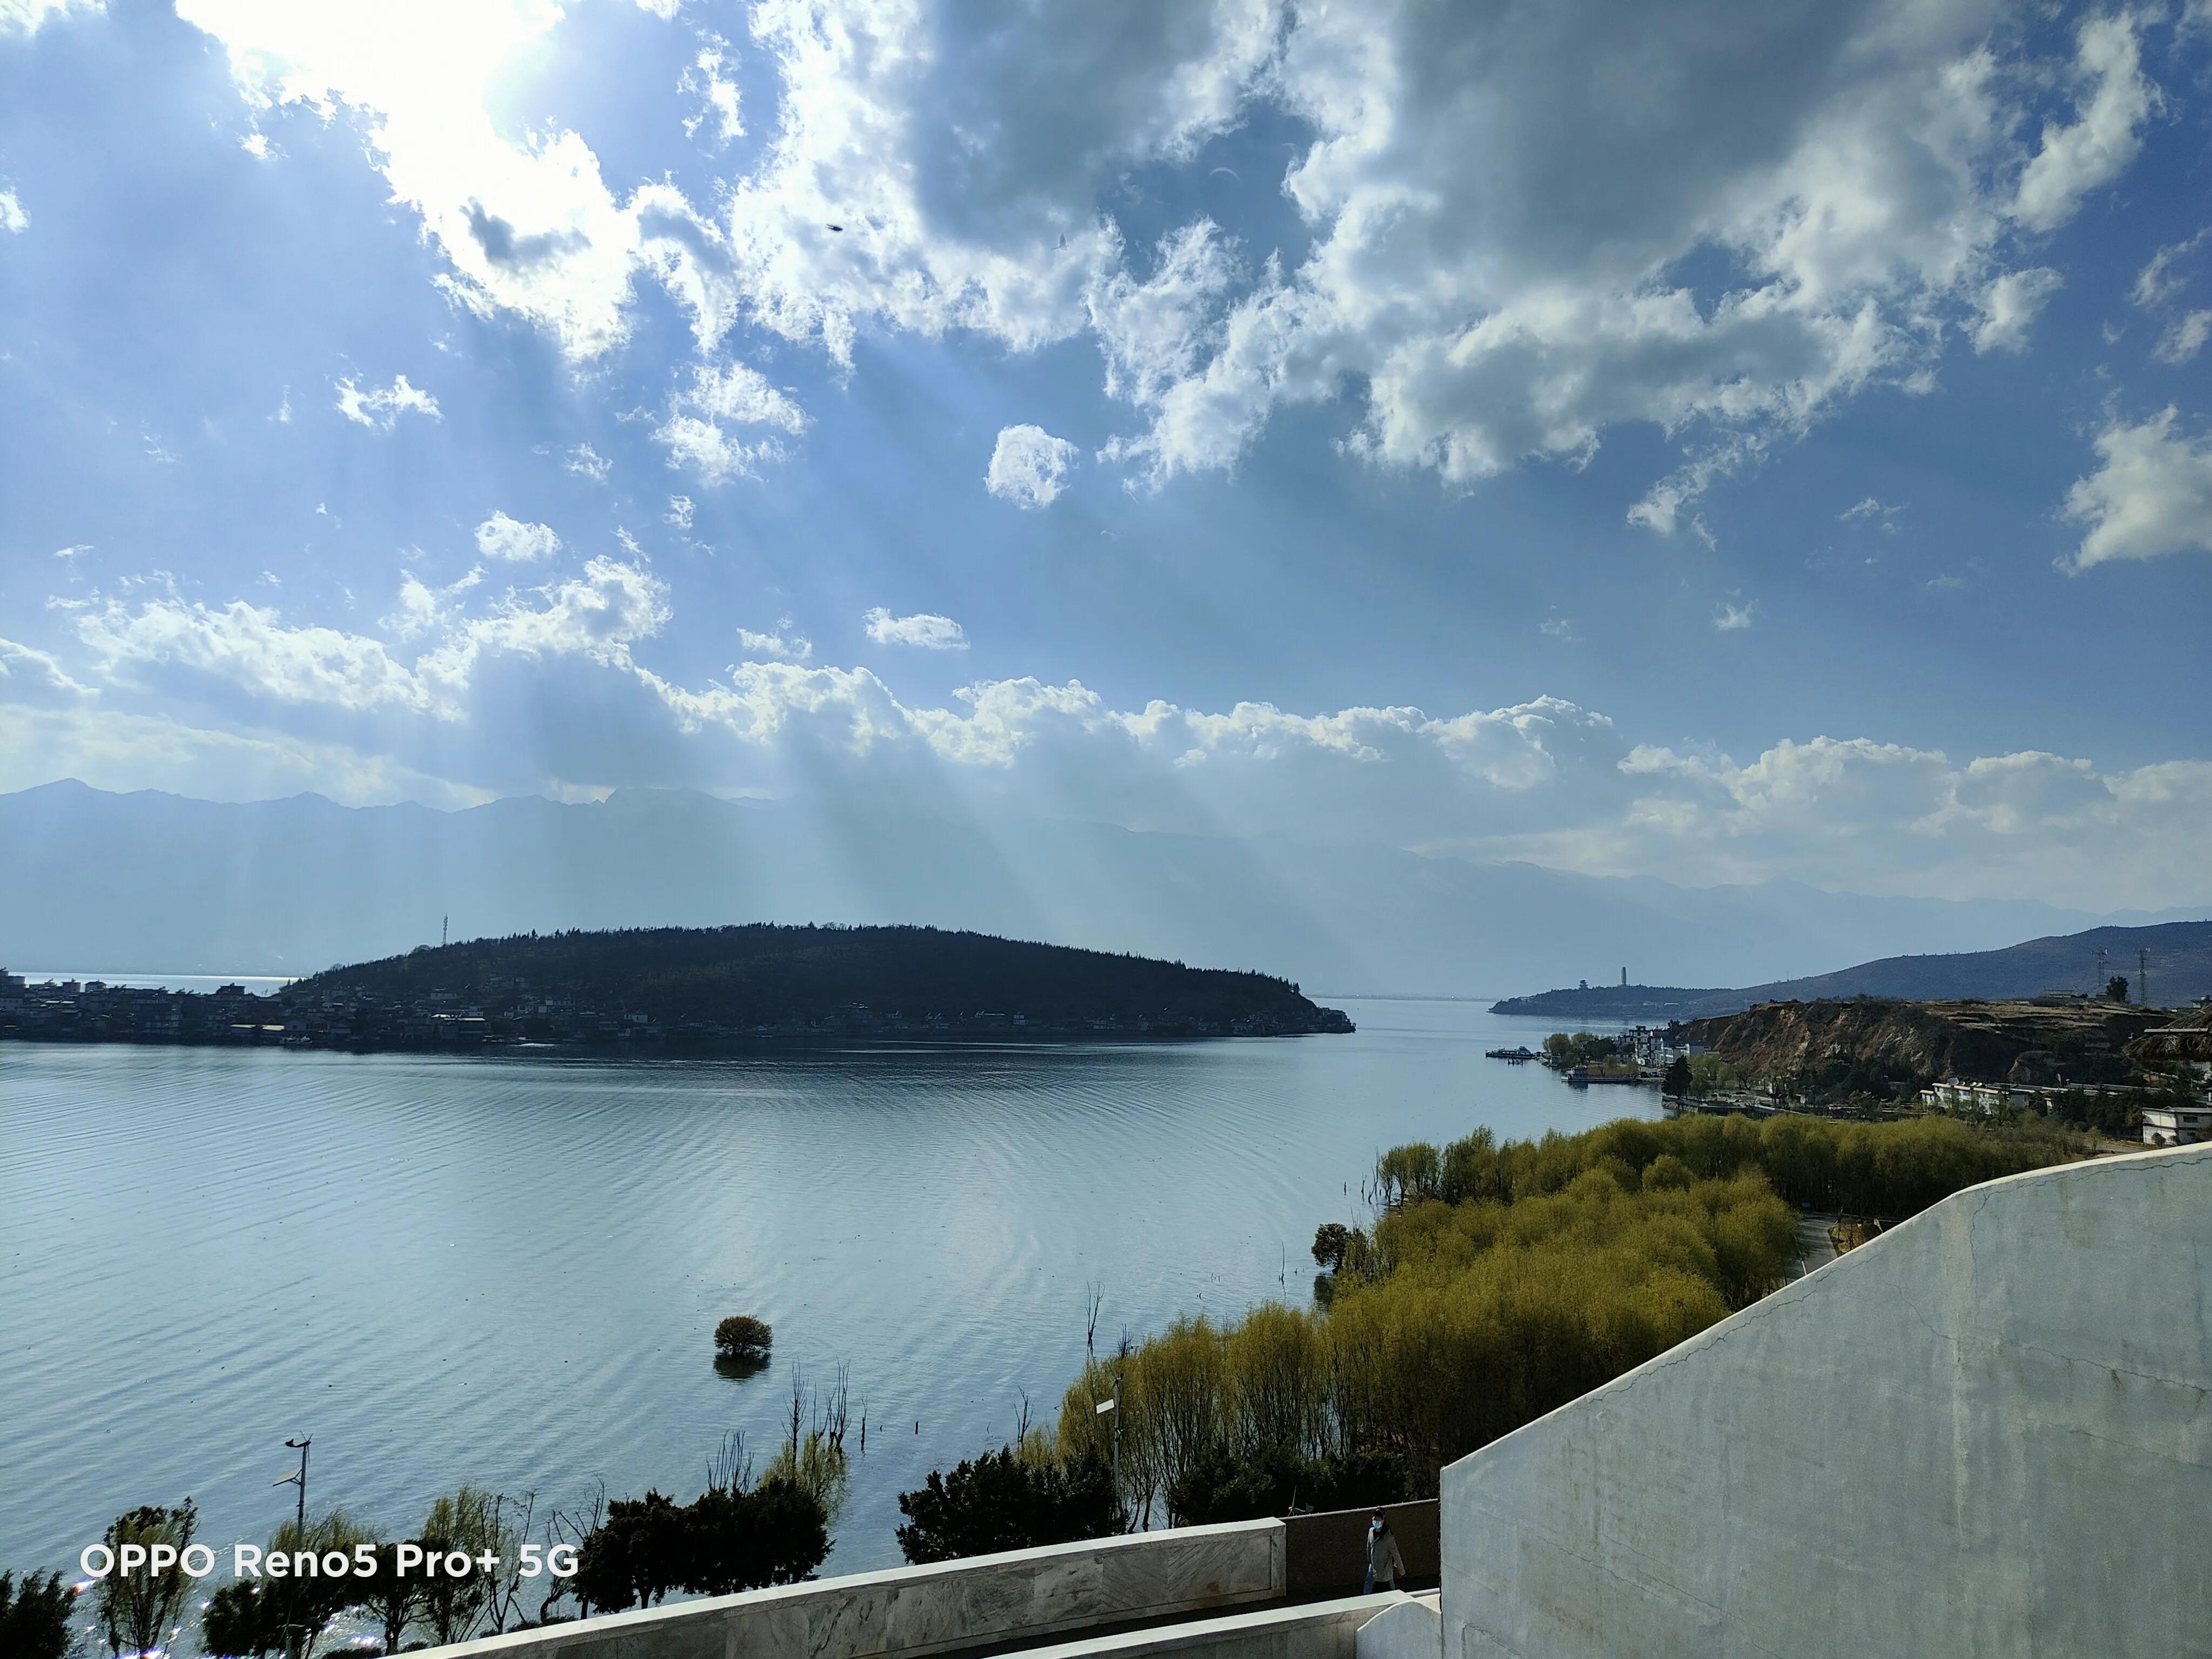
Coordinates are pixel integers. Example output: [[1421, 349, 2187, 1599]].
[[1095, 1382, 1121, 1525]]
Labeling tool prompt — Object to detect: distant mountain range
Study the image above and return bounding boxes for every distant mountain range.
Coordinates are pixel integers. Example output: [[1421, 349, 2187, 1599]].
[[1493, 920, 2212, 1019], [4, 779, 2206, 996]]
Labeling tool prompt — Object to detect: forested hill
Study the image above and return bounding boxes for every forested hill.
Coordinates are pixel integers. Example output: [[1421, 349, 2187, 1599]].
[[279, 925, 1355, 1040]]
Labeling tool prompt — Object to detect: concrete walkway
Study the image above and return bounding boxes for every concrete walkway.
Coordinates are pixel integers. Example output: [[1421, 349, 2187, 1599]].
[[1790, 1211, 1838, 1278]]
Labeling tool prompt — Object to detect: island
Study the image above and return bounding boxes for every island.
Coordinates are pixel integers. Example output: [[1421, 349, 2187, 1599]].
[[0, 924, 1355, 1053]]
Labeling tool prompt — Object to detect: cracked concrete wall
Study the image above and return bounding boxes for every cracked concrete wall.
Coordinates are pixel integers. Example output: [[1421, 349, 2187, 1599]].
[[1439, 1145, 2212, 1658]]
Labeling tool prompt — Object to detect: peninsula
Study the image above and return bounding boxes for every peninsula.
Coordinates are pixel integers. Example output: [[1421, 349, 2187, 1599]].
[[0, 925, 1355, 1053]]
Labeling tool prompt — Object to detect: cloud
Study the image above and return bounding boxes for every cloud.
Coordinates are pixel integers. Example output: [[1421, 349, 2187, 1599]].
[[666, 495, 694, 529], [2133, 230, 2207, 310], [2154, 310, 2212, 366], [1973, 267, 2063, 354], [682, 35, 742, 150], [653, 360, 807, 484], [737, 617, 811, 660], [2062, 407, 2212, 570], [1839, 497, 1902, 525], [175, 1, 2167, 524], [0, 702, 487, 808], [564, 444, 612, 483], [333, 373, 441, 430], [0, 187, 25, 233], [0, 0, 99, 38], [1712, 601, 1757, 631], [474, 511, 561, 563], [987, 424, 1079, 508], [862, 608, 968, 650], [53, 543, 92, 562], [2011, 13, 2157, 233], [66, 559, 672, 719], [0, 635, 94, 701]]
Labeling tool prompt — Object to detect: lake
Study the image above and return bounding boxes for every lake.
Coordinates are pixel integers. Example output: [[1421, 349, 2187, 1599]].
[[0, 999, 1655, 1593]]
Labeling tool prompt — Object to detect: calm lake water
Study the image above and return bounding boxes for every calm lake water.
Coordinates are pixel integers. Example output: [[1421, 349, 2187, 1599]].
[[0, 999, 1655, 1591]]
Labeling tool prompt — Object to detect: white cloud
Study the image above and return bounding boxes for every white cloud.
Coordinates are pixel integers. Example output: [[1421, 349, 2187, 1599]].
[[564, 444, 612, 483], [67, 558, 671, 719], [0, 0, 100, 38], [1712, 601, 1757, 632], [53, 543, 92, 563], [0, 635, 93, 700], [334, 373, 441, 430], [2154, 310, 2212, 366], [176, 1, 2168, 523], [2062, 407, 2212, 571], [1972, 267, 2063, 354], [474, 510, 561, 563], [2012, 13, 2157, 233], [682, 35, 742, 149], [177, 0, 730, 362], [987, 424, 1079, 509], [737, 617, 811, 660], [0, 187, 25, 233], [2134, 230, 2207, 310], [653, 360, 807, 484], [862, 608, 968, 651], [1838, 497, 1902, 526], [666, 495, 694, 529]]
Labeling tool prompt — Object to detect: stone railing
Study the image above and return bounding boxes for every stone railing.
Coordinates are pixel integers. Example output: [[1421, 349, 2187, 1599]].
[[420, 1519, 1283, 1659]]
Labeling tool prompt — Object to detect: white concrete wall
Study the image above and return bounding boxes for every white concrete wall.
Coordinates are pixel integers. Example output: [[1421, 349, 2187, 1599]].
[[1026, 1593, 1406, 1659], [420, 1520, 1283, 1659], [1441, 1145, 2212, 1659]]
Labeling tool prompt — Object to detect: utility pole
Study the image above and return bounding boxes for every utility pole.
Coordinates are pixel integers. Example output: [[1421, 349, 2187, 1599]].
[[274, 1438, 310, 1659]]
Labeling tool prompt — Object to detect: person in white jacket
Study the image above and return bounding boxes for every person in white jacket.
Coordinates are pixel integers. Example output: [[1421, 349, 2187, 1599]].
[[1364, 1510, 1405, 1593]]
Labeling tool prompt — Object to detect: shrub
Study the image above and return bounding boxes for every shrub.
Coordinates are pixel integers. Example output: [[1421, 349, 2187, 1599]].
[[896, 1449, 1120, 1564], [713, 1316, 773, 1363]]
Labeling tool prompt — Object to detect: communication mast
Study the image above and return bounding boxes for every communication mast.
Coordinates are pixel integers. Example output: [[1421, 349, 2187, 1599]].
[[2095, 947, 2109, 993], [2139, 948, 2150, 1009]]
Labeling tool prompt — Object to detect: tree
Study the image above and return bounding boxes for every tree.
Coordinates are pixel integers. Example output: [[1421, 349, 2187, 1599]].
[[571, 1479, 830, 1613], [713, 1317, 773, 1363], [2106, 975, 2130, 1003], [570, 1492, 687, 1615], [1662, 1055, 1693, 1098], [416, 1488, 509, 1648], [896, 1451, 1120, 1564], [200, 1582, 285, 1659], [1310, 1223, 1351, 1271], [0, 1570, 77, 1659], [347, 1542, 427, 1657], [95, 1504, 197, 1659]]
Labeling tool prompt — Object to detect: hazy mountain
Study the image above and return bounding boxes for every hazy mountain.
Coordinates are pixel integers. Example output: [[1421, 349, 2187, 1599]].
[[4, 780, 2200, 996], [1496, 921, 2212, 1019]]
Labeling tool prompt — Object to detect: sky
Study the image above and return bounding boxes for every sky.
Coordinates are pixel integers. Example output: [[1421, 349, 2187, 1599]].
[[1, 0, 2209, 912]]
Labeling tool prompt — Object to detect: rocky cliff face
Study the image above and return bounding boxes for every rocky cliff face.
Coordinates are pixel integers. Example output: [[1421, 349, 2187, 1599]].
[[1683, 998, 2165, 1087]]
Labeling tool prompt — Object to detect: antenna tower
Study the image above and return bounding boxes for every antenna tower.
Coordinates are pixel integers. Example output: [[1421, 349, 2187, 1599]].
[[2139, 948, 2150, 1009], [442, 914, 449, 948]]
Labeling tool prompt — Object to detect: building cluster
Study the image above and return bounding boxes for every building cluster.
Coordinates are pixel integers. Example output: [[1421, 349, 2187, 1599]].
[[0, 970, 1332, 1050], [1919, 1074, 2212, 1147]]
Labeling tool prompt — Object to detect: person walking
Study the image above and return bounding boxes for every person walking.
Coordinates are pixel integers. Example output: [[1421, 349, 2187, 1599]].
[[1364, 1509, 1405, 1594]]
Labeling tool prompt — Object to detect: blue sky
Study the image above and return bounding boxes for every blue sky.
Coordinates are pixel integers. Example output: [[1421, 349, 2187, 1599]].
[[1, 0, 2208, 911]]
